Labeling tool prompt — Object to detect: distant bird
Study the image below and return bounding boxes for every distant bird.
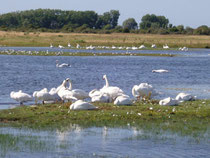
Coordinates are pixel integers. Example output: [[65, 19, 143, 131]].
[[50, 43, 54, 48], [179, 47, 188, 51], [152, 69, 169, 73], [132, 83, 158, 99], [76, 43, 81, 49], [163, 44, 169, 49], [58, 44, 64, 49], [139, 45, 146, 49], [86, 45, 95, 50], [131, 46, 138, 50], [10, 90, 32, 105], [69, 100, 97, 110], [67, 43, 71, 48], [151, 44, 157, 48], [159, 97, 178, 106], [56, 60, 70, 68]]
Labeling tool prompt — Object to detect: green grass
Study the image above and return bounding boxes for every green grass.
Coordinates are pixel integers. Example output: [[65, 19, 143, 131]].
[[0, 100, 209, 136], [0, 31, 210, 48]]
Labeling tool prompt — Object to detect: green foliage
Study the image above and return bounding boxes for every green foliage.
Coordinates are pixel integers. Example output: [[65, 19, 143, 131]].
[[0, 9, 210, 35], [0, 9, 120, 32], [194, 25, 210, 35], [122, 18, 138, 30], [140, 14, 169, 30]]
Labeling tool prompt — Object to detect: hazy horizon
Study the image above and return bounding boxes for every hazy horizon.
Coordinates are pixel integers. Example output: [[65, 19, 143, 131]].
[[1, 0, 209, 28]]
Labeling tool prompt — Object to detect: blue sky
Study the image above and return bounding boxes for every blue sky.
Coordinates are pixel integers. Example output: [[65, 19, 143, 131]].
[[1, 0, 209, 28]]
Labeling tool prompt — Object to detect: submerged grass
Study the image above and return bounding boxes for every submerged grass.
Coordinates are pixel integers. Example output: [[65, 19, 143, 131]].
[[0, 100, 209, 136]]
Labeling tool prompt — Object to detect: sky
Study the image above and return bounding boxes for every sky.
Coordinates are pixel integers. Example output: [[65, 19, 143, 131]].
[[1, 0, 210, 28]]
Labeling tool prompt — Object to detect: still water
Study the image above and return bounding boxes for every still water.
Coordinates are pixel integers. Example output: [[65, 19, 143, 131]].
[[0, 125, 209, 158], [0, 49, 210, 157]]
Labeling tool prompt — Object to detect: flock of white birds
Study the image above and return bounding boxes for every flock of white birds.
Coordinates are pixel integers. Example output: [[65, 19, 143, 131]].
[[50, 43, 189, 51], [10, 72, 196, 111]]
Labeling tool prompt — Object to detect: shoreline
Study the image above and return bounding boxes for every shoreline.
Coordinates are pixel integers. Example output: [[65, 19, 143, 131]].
[[0, 100, 209, 134]]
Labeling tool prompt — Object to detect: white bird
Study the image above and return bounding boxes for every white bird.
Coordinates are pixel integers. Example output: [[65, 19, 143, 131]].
[[69, 100, 97, 110], [56, 78, 69, 92], [132, 83, 158, 99], [76, 43, 81, 49], [58, 44, 64, 49], [89, 89, 111, 103], [67, 79, 89, 100], [114, 95, 132, 106], [179, 46, 188, 51], [163, 44, 169, 49], [175, 92, 196, 102], [151, 44, 156, 48], [139, 45, 146, 49], [100, 75, 124, 101], [67, 43, 71, 48], [159, 97, 178, 106], [56, 78, 77, 102], [10, 90, 32, 105], [50, 43, 54, 48], [152, 69, 169, 73], [86, 45, 95, 50], [131, 46, 138, 50], [33, 88, 59, 104], [56, 60, 70, 68]]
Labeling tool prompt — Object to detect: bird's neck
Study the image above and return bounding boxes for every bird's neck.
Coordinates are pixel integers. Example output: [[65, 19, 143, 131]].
[[69, 81, 72, 90], [104, 76, 109, 87]]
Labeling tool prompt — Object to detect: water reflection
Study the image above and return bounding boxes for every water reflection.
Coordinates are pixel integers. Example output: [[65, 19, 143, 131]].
[[0, 124, 209, 158]]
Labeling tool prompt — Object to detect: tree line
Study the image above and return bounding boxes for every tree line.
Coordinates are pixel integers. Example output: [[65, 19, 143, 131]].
[[0, 9, 209, 35]]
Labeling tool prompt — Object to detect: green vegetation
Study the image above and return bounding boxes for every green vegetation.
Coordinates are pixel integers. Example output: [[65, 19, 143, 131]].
[[0, 9, 210, 35], [0, 31, 210, 48], [0, 100, 209, 136]]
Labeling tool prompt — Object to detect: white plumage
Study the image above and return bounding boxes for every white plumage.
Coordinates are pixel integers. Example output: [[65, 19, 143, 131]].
[[68, 79, 89, 100], [159, 97, 178, 106], [33, 88, 60, 104], [70, 100, 97, 110], [152, 69, 169, 73], [132, 83, 158, 99], [56, 60, 70, 68], [100, 75, 124, 101], [114, 95, 132, 105], [10, 90, 32, 105], [175, 93, 196, 102]]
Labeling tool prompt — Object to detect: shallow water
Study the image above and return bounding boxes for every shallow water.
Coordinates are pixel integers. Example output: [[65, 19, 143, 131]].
[[0, 125, 209, 158], [0, 49, 210, 109]]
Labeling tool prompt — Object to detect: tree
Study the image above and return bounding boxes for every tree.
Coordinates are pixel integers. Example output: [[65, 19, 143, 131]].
[[122, 18, 138, 30], [139, 14, 169, 30], [95, 10, 120, 29], [194, 25, 210, 35], [185, 26, 194, 34]]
